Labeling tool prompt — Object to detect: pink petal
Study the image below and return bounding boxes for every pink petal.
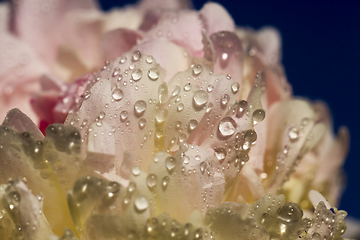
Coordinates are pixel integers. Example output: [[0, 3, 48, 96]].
[[0, 2, 9, 32], [256, 27, 282, 65], [102, 28, 143, 61], [200, 2, 235, 35], [142, 10, 204, 57], [11, 0, 98, 66], [0, 33, 49, 123], [138, 0, 190, 11]]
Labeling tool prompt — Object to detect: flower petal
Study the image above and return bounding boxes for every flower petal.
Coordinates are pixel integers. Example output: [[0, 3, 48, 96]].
[[200, 2, 235, 35]]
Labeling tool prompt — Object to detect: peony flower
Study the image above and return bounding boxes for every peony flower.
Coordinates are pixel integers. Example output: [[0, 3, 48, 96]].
[[0, 0, 352, 239]]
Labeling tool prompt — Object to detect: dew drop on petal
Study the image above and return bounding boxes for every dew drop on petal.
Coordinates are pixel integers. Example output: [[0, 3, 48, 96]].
[[231, 82, 240, 94], [134, 196, 149, 212], [162, 176, 169, 189], [165, 156, 176, 172], [127, 182, 136, 193], [146, 56, 153, 64], [84, 91, 91, 100], [132, 69, 143, 81], [252, 109, 265, 124], [120, 110, 129, 121], [200, 162, 207, 173], [148, 68, 159, 81], [139, 118, 146, 129], [218, 117, 237, 138], [244, 129, 257, 143], [184, 83, 192, 91], [112, 67, 120, 77], [192, 64, 203, 76], [132, 51, 141, 62], [193, 90, 208, 109], [134, 100, 147, 117], [146, 174, 157, 188], [214, 147, 227, 161], [177, 103, 184, 112], [188, 119, 198, 132], [112, 88, 124, 101], [172, 85, 181, 97], [99, 111, 105, 120], [221, 94, 230, 107], [207, 84, 214, 93], [183, 156, 190, 164], [289, 127, 299, 141], [120, 55, 127, 64], [132, 166, 141, 176], [236, 100, 248, 118]]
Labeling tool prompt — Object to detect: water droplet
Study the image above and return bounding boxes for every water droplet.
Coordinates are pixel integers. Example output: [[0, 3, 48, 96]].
[[132, 166, 141, 176], [231, 82, 240, 94], [244, 129, 257, 143], [289, 127, 299, 141], [134, 100, 147, 117], [177, 103, 184, 112], [214, 147, 227, 161], [183, 156, 190, 164], [162, 176, 169, 189], [218, 117, 237, 138], [236, 100, 248, 118], [153, 155, 160, 163], [139, 118, 146, 129], [192, 64, 203, 76], [188, 119, 198, 132], [221, 94, 230, 107], [184, 83, 192, 91], [99, 111, 106, 120], [155, 108, 168, 124], [178, 133, 187, 143], [158, 83, 168, 104], [277, 202, 303, 223], [206, 102, 214, 113], [172, 85, 181, 97], [112, 88, 124, 101], [112, 67, 120, 77], [132, 69, 143, 81], [165, 156, 176, 172], [127, 182, 136, 193], [84, 90, 91, 99], [120, 110, 129, 121], [252, 109, 265, 124], [193, 90, 208, 109], [120, 55, 127, 64], [207, 84, 214, 93], [148, 68, 159, 81], [146, 174, 157, 188], [200, 162, 207, 173], [146, 56, 153, 64], [132, 51, 141, 62], [134, 196, 149, 212]]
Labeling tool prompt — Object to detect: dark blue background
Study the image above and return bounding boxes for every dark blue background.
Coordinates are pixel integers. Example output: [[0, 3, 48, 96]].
[[99, 0, 360, 218]]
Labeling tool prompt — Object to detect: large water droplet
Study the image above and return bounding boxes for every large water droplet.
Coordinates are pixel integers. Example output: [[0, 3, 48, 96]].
[[214, 147, 227, 161], [128, 182, 136, 193], [155, 108, 168, 125], [132, 69, 143, 81], [146, 56, 153, 64], [288, 127, 299, 141], [120, 55, 127, 64], [112, 67, 121, 77], [134, 100, 147, 117], [193, 90, 208, 109], [146, 174, 157, 189], [218, 117, 237, 138], [277, 202, 303, 223], [112, 88, 124, 101], [252, 109, 265, 124], [148, 68, 159, 81], [207, 84, 214, 93], [132, 166, 141, 176], [192, 64, 203, 76], [132, 51, 141, 62], [165, 156, 176, 172], [158, 83, 168, 104], [134, 196, 149, 212]]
